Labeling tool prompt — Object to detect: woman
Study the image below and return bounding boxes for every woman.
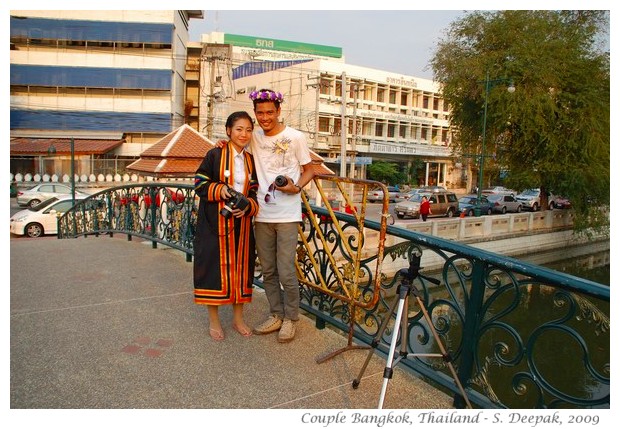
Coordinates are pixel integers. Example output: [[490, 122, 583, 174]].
[[420, 195, 432, 221], [193, 111, 259, 341]]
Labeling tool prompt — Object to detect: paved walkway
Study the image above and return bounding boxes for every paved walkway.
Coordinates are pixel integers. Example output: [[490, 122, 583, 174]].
[[9, 233, 454, 424]]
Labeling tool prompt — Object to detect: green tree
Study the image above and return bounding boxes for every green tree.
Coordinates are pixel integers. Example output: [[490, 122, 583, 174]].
[[367, 161, 405, 185], [431, 10, 609, 233]]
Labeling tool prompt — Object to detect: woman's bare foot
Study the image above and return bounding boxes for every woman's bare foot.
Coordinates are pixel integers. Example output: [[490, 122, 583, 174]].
[[232, 322, 252, 337]]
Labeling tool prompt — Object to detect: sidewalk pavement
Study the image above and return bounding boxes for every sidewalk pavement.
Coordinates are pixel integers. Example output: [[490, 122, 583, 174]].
[[9, 233, 454, 423]]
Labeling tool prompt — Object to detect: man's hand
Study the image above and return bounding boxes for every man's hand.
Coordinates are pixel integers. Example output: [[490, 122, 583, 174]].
[[275, 176, 299, 194], [215, 139, 227, 148]]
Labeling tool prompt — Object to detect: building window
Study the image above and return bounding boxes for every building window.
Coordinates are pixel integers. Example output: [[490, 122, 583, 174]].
[[333, 118, 342, 134], [318, 116, 331, 133], [387, 123, 396, 138], [377, 87, 385, 103], [375, 121, 384, 137], [320, 78, 330, 95], [363, 122, 372, 137], [389, 90, 397, 104]]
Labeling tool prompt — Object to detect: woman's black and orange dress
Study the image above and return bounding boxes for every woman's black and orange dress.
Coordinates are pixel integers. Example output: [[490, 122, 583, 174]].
[[193, 143, 259, 306]]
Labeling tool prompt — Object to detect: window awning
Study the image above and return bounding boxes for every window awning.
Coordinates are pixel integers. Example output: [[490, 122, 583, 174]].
[[10, 138, 124, 156]]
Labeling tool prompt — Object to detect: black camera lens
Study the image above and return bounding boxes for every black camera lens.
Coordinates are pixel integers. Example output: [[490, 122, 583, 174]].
[[274, 175, 288, 187]]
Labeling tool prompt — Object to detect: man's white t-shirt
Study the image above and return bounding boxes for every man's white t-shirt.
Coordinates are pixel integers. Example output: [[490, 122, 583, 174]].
[[250, 126, 312, 223]]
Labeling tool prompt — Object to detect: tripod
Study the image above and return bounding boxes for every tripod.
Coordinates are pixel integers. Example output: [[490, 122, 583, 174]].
[[352, 250, 472, 409]]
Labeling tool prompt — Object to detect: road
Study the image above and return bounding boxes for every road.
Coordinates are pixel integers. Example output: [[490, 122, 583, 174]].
[[358, 201, 455, 225], [9, 198, 444, 232]]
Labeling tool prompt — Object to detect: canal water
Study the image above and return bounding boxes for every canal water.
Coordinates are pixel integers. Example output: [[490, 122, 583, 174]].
[[545, 260, 610, 286], [417, 255, 609, 408]]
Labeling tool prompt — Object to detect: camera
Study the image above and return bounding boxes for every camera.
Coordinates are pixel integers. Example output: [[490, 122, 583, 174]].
[[219, 187, 250, 219], [274, 175, 289, 187]]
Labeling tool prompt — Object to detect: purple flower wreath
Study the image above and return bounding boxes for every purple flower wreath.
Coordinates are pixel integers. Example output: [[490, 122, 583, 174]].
[[249, 89, 284, 102]]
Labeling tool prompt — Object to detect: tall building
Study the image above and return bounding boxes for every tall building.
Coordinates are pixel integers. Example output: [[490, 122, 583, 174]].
[[190, 32, 463, 189], [10, 10, 203, 180]]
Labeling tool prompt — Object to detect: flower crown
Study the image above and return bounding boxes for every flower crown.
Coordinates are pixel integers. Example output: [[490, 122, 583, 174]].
[[249, 89, 283, 102]]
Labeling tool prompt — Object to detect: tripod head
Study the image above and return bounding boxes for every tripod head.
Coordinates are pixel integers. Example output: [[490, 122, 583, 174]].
[[397, 248, 441, 286]]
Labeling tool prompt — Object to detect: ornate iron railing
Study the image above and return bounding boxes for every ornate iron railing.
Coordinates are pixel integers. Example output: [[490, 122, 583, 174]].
[[58, 181, 610, 409]]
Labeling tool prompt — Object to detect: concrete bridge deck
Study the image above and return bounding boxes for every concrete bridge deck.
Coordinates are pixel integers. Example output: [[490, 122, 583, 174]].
[[9, 234, 455, 426]]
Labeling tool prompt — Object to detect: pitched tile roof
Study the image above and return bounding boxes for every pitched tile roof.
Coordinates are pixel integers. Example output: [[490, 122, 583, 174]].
[[10, 138, 124, 155], [127, 124, 334, 178], [127, 124, 215, 178], [139, 124, 215, 158]]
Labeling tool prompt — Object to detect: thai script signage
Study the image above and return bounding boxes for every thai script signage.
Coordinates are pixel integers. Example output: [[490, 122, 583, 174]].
[[225, 34, 342, 58], [386, 76, 417, 88], [369, 141, 450, 157], [357, 108, 434, 124]]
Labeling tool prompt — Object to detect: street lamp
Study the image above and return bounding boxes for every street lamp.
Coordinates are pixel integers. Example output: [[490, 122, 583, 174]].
[[46, 143, 56, 181], [475, 71, 515, 216], [70, 137, 75, 207]]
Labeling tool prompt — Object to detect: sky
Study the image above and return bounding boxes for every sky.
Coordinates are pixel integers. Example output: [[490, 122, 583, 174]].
[[188, 10, 466, 80]]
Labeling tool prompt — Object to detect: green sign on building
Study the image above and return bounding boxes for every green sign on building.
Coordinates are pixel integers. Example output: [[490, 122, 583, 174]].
[[224, 34, 342, 59]]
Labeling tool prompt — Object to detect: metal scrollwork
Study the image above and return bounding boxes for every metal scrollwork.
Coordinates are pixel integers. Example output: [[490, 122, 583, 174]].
[[57, 179, 609, 409]]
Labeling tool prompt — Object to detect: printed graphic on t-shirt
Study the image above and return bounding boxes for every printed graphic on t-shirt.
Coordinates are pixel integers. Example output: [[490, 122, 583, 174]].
[[260, 136, 293, 169]]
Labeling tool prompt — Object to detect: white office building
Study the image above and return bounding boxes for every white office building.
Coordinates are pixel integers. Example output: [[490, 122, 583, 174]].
[[193, 32, 463, 189], [10, 10, 203, 180]]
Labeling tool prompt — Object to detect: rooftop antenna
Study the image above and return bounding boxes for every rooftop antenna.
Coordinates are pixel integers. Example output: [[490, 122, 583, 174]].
[[214, 11, 220, 32]]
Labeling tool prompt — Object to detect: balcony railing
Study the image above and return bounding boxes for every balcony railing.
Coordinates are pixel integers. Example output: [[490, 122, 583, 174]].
[[57, 179, 609, 409]]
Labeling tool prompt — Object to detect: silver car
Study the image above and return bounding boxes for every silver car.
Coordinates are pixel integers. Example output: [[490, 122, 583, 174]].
[[487, 194, 522, 214], [515, 188, 556, 211], [366, 185, 403, 203], [16, 183, 88, 208]]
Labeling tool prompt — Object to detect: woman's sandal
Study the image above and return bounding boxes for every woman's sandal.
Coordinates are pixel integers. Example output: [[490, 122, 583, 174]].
[[232, 324, 252, 337], [209, 327, 225, 341]]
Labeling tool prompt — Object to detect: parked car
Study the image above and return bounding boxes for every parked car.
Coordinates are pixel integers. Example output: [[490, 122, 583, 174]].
[[515, 188, 556, 211], [367, 185, 403, 203], [458, 195, 493, 216], [554, 196, 572, 209], [16, 183, 89, 208], [393, 189, 458, 219], [401, 186, 447, 201], [10, 196, 84, 238], [486, 194, 522, 214], [481, 186, 516, 196]]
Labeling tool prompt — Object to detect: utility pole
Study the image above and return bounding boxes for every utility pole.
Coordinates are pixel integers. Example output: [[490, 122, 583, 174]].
[[201, 44, 232, 139], [206, 53, 216, 139], [350, 82, 358, 179], [306, 74, 321, 148], [340, 72, 347, 177]]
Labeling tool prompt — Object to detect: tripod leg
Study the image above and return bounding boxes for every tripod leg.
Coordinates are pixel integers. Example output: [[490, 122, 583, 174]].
[[352, 290, 401, 389], [414, 296, 473, 409], [378, 295, 407, 409]]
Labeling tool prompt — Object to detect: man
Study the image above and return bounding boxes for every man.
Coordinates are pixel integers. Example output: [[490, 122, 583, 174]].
[[246, 89, 315, 342]]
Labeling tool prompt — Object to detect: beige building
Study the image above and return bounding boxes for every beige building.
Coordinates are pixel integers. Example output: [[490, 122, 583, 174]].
[[186, 32, 464, 190]]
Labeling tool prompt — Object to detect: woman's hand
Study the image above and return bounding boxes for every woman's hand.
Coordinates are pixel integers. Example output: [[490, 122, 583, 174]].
[[231, 206, 249, 218], [220, 186, 232, 200]]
